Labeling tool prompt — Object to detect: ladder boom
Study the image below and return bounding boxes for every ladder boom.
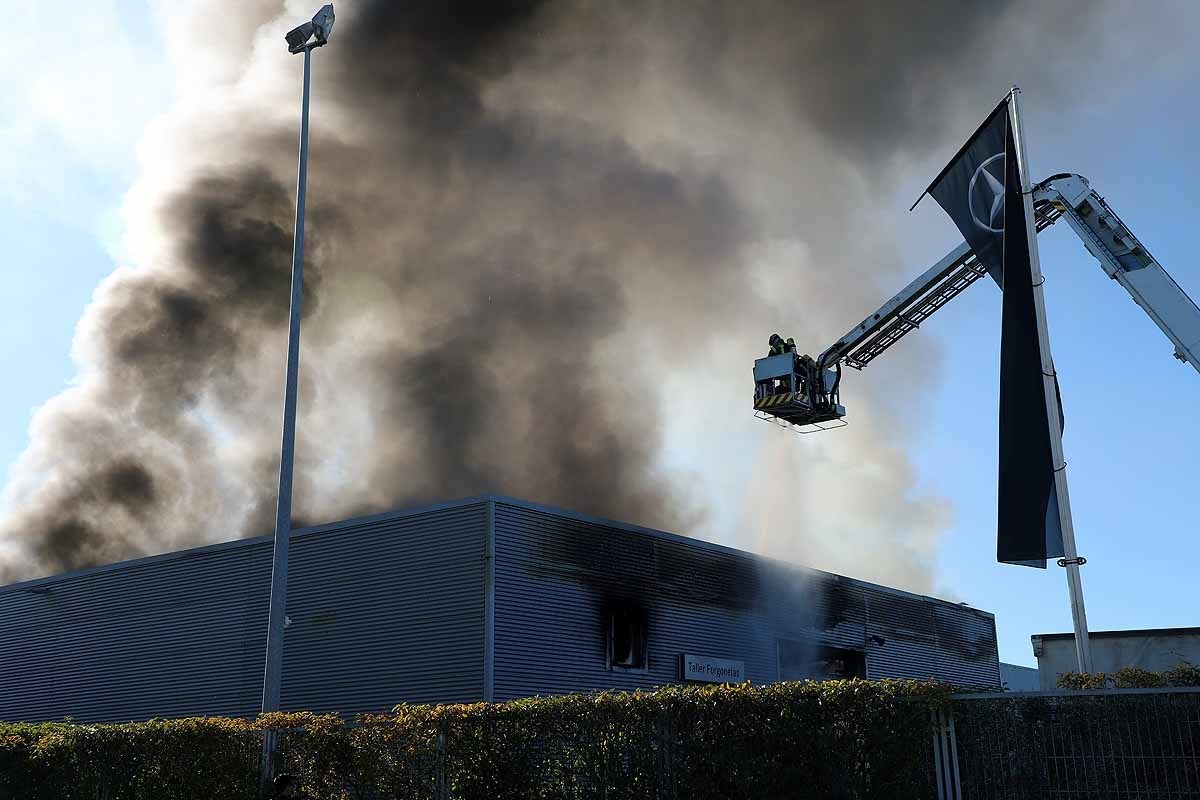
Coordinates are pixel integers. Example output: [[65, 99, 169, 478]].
[[820, 202, 1063, 370], [818, 174, 1198, 374], [1034, 174, 1200, 373], [756, 173, 1200, 431]]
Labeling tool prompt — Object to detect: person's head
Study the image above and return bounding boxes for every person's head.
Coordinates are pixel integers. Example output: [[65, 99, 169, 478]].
[[785, 337, 795, 347], [769, 333, 783, 346]]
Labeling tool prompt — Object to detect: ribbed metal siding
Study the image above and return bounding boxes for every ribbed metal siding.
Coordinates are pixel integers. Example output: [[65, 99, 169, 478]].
[[864, 590, 941, 681], [0, 541, 268, 723], [492, 503, 777, 700], [862, 590, 999, 687], [281, 504, 486, 712], [931, 602, 1001, 687], [0, 502, 487, 722], [492, 501, 1000, 699]]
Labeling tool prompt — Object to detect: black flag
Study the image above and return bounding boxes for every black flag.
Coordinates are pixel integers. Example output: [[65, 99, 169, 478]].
[[917, 98, 1065, 569], [915, 100, 1008, 285]]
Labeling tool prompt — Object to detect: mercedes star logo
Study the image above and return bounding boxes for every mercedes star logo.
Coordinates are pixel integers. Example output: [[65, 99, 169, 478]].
[[969, 152, 1005, 234]]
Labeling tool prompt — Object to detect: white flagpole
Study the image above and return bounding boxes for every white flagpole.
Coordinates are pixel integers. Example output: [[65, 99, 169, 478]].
[[1008, 85, 1094, 674]]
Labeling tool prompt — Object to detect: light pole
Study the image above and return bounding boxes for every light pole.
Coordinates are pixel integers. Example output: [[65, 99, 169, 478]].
[[260, 4, 334, 795], [1008, 85, 1093, 673]]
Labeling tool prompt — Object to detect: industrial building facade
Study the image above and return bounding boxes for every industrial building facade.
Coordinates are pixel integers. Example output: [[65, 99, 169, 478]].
[[0, 497, 1000, 723], [1031, 626, 1200, 690]]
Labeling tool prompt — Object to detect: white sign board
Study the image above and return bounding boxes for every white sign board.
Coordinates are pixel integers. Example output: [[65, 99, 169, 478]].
[[680, 653, 745, 683]]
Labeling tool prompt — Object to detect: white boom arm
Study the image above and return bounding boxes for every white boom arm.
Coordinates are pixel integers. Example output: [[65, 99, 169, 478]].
[[816, 174, 1200, 375], [1034, 174, 1200, 371]]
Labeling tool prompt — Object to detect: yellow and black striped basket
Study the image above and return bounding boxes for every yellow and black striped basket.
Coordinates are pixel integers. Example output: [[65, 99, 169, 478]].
[[753, 393, 800, 410]]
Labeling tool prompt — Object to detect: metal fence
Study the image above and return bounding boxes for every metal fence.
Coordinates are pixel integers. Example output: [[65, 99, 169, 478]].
[[938, 688, 1200, 800]]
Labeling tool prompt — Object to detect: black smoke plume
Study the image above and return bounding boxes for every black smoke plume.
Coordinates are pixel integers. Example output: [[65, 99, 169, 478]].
[[1, 0, 1095, 584]]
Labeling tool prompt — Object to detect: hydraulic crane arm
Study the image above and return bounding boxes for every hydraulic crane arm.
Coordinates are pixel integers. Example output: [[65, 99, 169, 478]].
[[819, 173, 1200, 375], [754, 174, 1200, 430], [1033, 174, 1200, 372], [817, 240, 976, 371]]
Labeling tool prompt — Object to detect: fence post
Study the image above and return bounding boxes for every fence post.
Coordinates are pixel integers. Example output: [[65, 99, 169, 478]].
[[931, 707, 947, 800], [435, 722, 447, 800], [946, 705, 962, 799], [931, 705, 962, 800], [654, 714, 673, 800]]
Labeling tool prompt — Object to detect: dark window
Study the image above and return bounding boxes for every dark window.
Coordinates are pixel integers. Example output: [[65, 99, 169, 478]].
[[608, 608, 647, 670], [778, 639, 865, 680]]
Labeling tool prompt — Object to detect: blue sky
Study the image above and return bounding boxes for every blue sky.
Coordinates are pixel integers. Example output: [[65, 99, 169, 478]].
[[908, 77, 1200, 664], [1, 2, 1197, 668], [0, 0, 170, 510]]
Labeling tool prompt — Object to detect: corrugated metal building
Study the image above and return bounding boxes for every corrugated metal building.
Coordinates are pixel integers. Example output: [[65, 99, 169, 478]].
[[999, 661, 1040, 691], [0, 496, 1000, 722]]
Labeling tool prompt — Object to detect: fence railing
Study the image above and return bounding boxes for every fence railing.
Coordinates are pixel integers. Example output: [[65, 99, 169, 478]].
[[936, 687, 1200, 800]]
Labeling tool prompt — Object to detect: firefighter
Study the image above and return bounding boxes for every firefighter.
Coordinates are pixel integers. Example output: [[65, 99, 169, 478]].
[[767, 334, 792, 394], [783, 339, 802, 395]]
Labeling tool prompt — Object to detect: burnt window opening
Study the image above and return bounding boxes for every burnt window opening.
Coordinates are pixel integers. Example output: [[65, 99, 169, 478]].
[[607, 608, 647, 671], [777, 639, 866, 681]]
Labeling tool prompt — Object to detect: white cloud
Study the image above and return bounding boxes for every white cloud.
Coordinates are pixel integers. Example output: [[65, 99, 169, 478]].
[[0, 1, 172, 229]]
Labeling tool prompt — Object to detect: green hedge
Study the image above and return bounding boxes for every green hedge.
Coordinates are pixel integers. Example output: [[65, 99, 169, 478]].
[[0, 716, 261, 799], [0, 679, 951, 800], [1056, 662, 1200, 690]]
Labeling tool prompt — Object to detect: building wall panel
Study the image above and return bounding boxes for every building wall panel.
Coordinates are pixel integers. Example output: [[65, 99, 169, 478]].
[[1033, 629, 1200, 690], [0, 495, 997, 722], [0, 502, 487, 722], [492, 500, 1000, 699], [492, 503, 776, 699]]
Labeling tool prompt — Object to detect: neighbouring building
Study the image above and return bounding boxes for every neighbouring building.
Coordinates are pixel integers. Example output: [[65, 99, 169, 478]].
[[999, 661, 1040, 691], [1032, 627, 1200, 690], [0, 496, 1000, 723]]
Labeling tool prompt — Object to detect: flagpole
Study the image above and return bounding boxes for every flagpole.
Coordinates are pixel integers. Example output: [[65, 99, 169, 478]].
[[1008, 85, 1094, 674]]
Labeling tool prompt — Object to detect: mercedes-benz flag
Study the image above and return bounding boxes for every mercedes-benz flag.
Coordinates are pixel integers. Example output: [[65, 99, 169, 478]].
[[912, 100, 1007, 285], [915, 98, 1065, 569]]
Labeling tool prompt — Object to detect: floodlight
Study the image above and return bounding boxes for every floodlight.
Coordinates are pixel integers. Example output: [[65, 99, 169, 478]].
[[285, 4, 334, 52], [311, 5, 335, 43], [285, 21, 315, 52]]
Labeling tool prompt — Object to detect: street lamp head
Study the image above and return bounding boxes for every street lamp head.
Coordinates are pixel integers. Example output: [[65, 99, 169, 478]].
[[285, 21, 315, 52], [311, 5, 335, 43], [285, 4, 334, 53]]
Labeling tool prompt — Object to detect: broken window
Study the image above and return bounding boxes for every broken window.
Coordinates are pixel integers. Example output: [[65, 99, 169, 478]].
[[608, 608, 647, 670], [777, 639, 866, 680]]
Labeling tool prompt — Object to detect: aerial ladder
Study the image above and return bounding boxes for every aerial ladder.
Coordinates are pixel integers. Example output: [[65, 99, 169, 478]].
[[753, 173, 1200, 430]]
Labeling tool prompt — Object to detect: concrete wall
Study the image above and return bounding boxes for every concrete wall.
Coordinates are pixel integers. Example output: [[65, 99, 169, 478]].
[[1033, 630, 1200, 690]]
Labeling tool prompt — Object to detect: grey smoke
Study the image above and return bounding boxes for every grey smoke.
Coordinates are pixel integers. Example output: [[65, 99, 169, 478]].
[[1, 0, 1103, 585]]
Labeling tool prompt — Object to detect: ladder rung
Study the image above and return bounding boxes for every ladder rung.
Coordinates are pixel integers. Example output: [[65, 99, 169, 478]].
[[845, 202, 1064, 368]]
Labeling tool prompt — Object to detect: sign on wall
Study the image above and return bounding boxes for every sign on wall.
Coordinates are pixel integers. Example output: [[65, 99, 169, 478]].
[[680, 653, 745, 683]]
